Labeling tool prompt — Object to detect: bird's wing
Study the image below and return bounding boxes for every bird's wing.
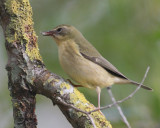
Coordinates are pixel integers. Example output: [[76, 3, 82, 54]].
[[80, 52, 128, 79], [76, 37, 128, 79], [80, 52, 153, 91]]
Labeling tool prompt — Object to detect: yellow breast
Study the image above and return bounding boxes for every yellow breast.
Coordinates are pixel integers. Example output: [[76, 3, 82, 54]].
[[58, 40, 114, 89]]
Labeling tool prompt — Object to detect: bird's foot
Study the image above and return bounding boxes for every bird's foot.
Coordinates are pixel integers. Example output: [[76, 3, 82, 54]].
[[67, 79, 83, 87], [96, 106, 104, 115]]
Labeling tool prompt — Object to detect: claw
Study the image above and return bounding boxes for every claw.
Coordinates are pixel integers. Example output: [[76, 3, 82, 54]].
[[67, 79, 83, 87]]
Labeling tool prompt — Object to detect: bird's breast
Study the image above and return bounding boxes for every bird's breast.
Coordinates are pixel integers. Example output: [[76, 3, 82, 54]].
[[58, 41, 114, 89]]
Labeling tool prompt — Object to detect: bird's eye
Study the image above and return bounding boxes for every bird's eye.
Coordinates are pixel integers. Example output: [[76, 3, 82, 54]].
[[56, 28, 62, 33]]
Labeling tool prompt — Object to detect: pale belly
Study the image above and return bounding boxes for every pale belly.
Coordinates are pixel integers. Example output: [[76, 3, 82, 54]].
[[59, 48, 114, 89]]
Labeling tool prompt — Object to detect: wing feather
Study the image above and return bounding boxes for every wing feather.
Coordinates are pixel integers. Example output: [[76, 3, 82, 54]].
[[81, 52, 128, 79]]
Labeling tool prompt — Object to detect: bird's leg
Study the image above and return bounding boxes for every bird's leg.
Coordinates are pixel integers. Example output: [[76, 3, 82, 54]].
[[96, 86, 101, 110], [67, 79, 83, 87]]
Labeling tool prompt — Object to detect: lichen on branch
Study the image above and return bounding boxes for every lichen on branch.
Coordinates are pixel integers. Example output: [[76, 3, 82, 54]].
[[4, 0, 42, 61], [0, 0, 112, 128]]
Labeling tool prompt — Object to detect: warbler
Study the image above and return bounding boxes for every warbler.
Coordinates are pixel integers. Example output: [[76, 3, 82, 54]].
[[42, 24, 152, 109]]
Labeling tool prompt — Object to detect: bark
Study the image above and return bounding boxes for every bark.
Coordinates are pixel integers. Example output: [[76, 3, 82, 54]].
[[0, 0, 112, 128]]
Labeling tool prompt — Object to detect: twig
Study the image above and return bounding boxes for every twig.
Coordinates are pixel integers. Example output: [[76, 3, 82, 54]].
[[107, 87, 131, 128], [55, 66, 150, 128], [56, 97, 96, 128], [89, 66, 150, 113], [88, 114, 96, 128]]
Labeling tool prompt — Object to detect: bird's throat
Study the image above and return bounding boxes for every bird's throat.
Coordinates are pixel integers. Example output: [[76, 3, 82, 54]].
[[58, 40, 81, 56]]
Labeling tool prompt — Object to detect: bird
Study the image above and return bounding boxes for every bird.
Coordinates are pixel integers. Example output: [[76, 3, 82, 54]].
[[42, 24, 152, 109]]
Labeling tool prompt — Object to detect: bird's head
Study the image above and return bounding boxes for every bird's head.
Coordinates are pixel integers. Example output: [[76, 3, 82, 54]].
[[42, 24, 101, 56], [42, 24, 81, 44]]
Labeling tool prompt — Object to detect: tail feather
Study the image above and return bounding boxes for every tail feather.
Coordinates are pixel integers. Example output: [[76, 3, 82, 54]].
[[130, 80, 153, 91]]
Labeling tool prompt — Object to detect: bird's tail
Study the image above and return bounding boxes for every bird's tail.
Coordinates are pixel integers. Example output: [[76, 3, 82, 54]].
[[130, 80, 153, 91]]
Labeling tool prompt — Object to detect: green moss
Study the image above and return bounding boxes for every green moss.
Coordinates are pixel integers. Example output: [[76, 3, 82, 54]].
[[59, 82, 112, 127], [26, 40, 42, 61], [60, 82, 71, 95], [5, 0, 42, 61], [70, 88, 112, 128], [3, 0, 111, 127], [70, 88, 91, 109]]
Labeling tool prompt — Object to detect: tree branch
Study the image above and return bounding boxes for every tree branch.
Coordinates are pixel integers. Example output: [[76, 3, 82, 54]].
[[0, 0, 112, 128]]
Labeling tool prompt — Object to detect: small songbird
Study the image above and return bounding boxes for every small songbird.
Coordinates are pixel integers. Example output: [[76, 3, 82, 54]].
[[42, 24, 152, 109]]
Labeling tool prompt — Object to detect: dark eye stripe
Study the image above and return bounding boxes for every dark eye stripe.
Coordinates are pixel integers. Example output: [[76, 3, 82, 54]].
[[57, 28, 62, 33]]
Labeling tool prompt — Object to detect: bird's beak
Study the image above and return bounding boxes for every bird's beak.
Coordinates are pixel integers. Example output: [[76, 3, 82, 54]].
[[41, 30, 55, 36]]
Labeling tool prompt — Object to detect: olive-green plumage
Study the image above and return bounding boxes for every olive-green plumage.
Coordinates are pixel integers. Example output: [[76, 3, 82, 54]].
[[42, 24, 152, 108]]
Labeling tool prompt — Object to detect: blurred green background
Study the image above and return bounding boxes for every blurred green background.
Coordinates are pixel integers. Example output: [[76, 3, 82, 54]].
[[0, 0, 160, 127]]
